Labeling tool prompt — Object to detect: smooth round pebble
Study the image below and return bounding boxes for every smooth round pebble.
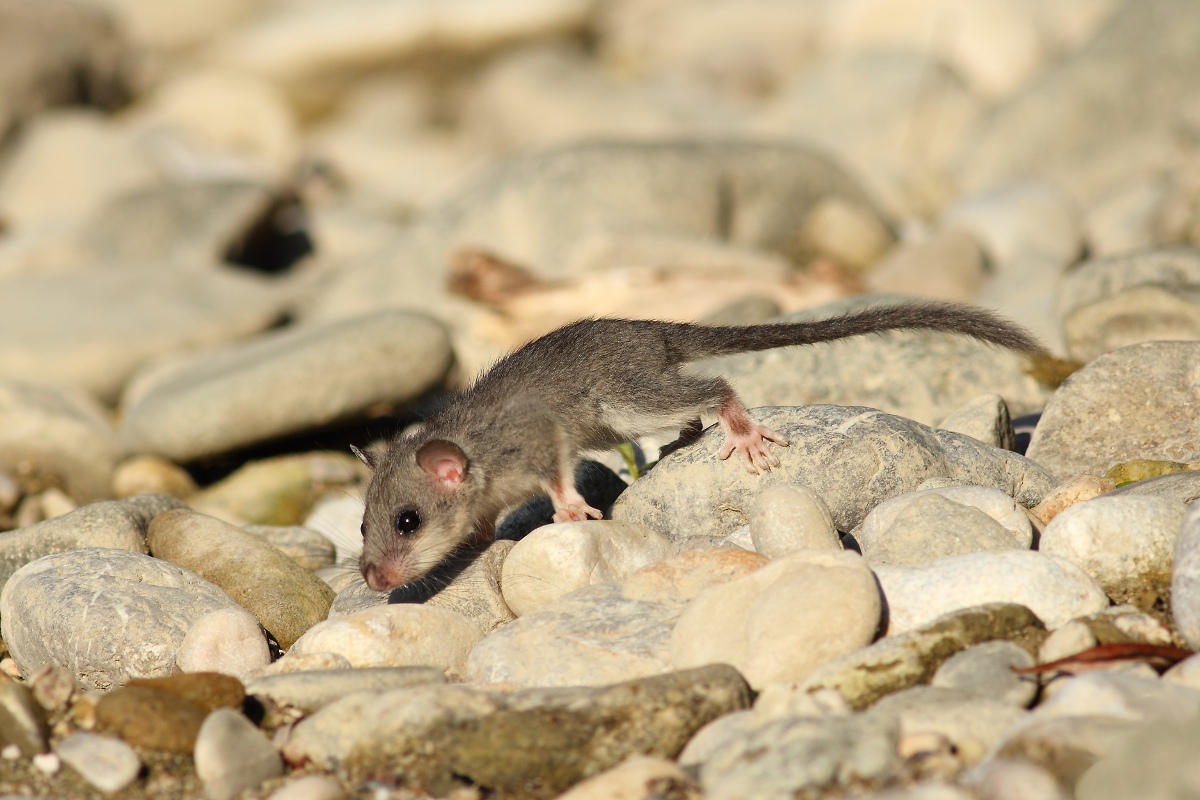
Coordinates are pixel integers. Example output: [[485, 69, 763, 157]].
[[931, 641, 1037, 707], [54, 732, 140, 794], [936, 393, 1016, 451], [175, 607, 272, 680], [553, 755, 699, 800], [194, 708, 283, 800], [111, 454, 197, 499], [1171, 502, 1200, 649], [858, 493, 1026, 568], [1031, 474, 1116, 525], [749, 484, 840, 557], [266, 774, 346, 800]]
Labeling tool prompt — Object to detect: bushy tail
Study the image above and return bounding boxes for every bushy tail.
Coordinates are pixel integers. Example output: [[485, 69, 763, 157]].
[[678, 301, 1045, 360]]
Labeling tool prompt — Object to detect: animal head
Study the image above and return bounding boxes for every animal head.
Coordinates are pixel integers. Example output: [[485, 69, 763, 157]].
[[356, 437, 481, 592]]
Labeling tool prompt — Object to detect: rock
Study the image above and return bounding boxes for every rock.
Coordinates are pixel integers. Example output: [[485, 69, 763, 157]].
[[873, 551, 1109, 634], [126, 672, 245, 714], [265, 774, 346, 800], [1031, 475, 1116, 525], [0, 547, 241, 690], [857, 493, 1027, 568], [245, 666, 446, 714], [502, 521, 673, 617], [1075, 712, 1200, 800], [992, 714, 1141, 792], [931, 641, 1038, 708], [284, 665, 750, 798], [94, 685, 208, 752], [0, 493, 183, 596], [867, 226, 988, 304], [1035, 671, 1200, 723], [612, 405, 1053, 542], [0, 381, 118, 503], [553, 755, 700, 800], [937, 393, 1016, 451], [963, 758, 1071, 800], [243, 525, 337, 572], [1171, 504, 1200, 649], [256, 652, 350, 676], [190, 452, 367, 528], [175, 607, 273, 680], [0, 682, 49, 756], [1110, 470, 1200, 502], [697, 297, 1050, 428], [285, 604, 482, 679], [1084, 178, 1168, 258], [119, 311, 452, 462], [748, 484, 840, 557], [1041, 496, 1185, 603], [803, 604, 1045, 710], [858, 486, 1033, 550], [147, 509, 334, 650], [692, 712, 901, 800], [194, 708, 283, 800], [668, 550, 880, 688], [1058, 248, 1200, 362], [870, 686, 1029, 763], [941, 182, 1081, 268], [0, 266, 285, 403], [54, 732, 141, 794], [796, 196, 894, 272], [112, 454, 197, 499], [1025, 341, 1200, 478]]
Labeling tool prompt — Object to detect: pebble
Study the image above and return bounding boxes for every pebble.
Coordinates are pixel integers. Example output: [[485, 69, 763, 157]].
[[0, 547, 242, 689], [856, 492, 1027, 568], [94, 685, 208, 752], [0, 682, 49, 756], [940, 182, 1081, 268], [110, 454, 198, 499], [284, 604, 482, 679], [1031, 474, 1116, 525], [669, 550, 880, 688], [873, 550, 1110, 634], [194, 708, 284, 800], [932, 641, 1038, 707], [867, 226, 988, 304], [54, 732, 141, 793], [869, 686, 1029, 763], [245, 666, 446, 714], [612, 405, 1054, 543], [1034, 671, 1200, 723], [175, 607, 273, 680], [935, 392, 1016, 451], [242, 524, 337, 572], [1074, 711, 1200, 800], [1170, 503, 1200, 648], [748, 484, 840, 557], [266, 774, 347, 800], [501, 520, 673, 616], [1040, 495, 1185, 602], [552, 755, 699, 800], [147, 508, 335, 649], [963, 758, 1070, 800]]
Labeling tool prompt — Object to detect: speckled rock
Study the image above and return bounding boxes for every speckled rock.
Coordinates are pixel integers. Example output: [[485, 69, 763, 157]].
[[1170, 503, 1200, 649], [147, 509, 334, 649], [245, 667, 446, 714], [856, 492, 1027, 568], [119, 311, 452, 462], [194, 708, 283, 800], [612, 405, 1053, 542], [936, 393, 1016, 451], [932, 641, 1038, 708], [175, 607, 273, 680], [870, 685, 1029, 763], [1025, 341, 1200, 479], [748, 484, 840, 558], [1, 547, 240, 689]]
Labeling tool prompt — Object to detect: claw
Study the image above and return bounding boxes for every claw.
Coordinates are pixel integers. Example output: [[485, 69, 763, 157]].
[[717, 397, 789, 473]]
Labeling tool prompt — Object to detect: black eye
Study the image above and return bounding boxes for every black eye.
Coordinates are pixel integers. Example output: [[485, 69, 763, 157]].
[[395, 509, 422, 535]]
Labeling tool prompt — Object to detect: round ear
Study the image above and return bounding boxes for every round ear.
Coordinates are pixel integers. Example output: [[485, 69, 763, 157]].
[[350, 444, 377, 470], [416, 439, 468, 493]]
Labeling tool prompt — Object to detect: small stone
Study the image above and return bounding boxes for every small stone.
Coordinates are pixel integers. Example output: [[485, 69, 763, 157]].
[[242, 525, 337, 572], [31, 751, 59, 774], [0, 682, 50, 755], [940, 181, 1081, 268], [126, 673, 245, 714], [869, 686, 1029, 763], [553, 755, 700, 800], [963, 758, 1070, 800], [1031, 475, 1117, 525], [1038, 620, 1099, 664], [931, 641, 1038, 707], [936, 393, 1016, 451], [1171, 503, 1200, 649], [30, 666, 76, 712], [245, 667, 446, 714], [858, 493, 1026, 568], [194, 708, 283, 800], [749, 484, 840, 557], [797, 196, 894, 272], [55, 732, 140, 793], [867, 226, 988, 304], [112, 455, 196, 499], [266, 774, 346, 800], [95, 685, 207, 753]]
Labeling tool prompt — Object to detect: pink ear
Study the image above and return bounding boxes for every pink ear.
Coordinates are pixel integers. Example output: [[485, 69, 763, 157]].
[[416, 440, 468, 492]]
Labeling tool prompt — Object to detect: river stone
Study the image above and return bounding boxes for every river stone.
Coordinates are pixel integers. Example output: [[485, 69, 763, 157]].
[[748, 484, 840, 557], [94, 685, 208, 753], [284, 664, 750, 798], [611, 405, 1054, 542], [242, 525, 337, 572], [0, 682, 49, 756], [1110, 471, 1200, 504], [697, 296, 1050, 427], [245, 667, 446, 714], [993, 714, 1142, 792], [1, 548, 240, 689], [0, 494, 184, 598], [119, 310, 452, 462], [502, 521, 674, 617], [802, 604, 1045, 710], [1041, 495, 1186, 603], [175, 607, 273, 680], [860, 485, 1034, 549], [936, 393, 1016, 451], [870, 685, 1029, 762], [147, 509, 334, 650], [940, 181, 1081, 269], [0, 381, 118, 503], [1170, 503, 1200, 649], [867, 226, 989, 304], [1058, 248, 1200, 362], [0, 267, 286, 403], [1025, 341, 1200, 479], [54, 732, 141, 794], [1075, 712, 1200, 800], [875, 551, 1109, 634], [1032, 474, 1117, 525], [195, 708, 283, 800], [931, 641, 1038, 708], [669, 550, 880, 688], [553, 755, 699, 800], [857, 493, 1026, 568]]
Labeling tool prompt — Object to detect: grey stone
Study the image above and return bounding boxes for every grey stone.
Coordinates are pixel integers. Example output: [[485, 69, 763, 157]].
[[0, 380, 119, 503], [866, 226, 988, 305], [0, 682, 49, 756], [697, 296, 1050, 427], [1035, 672, 1200, 723], [963, 759, 1070, 800], [1110, 471, 1200, 503], [1170, 503, 1200, 649], [859, 493, 1026, 568], [194, 708, 283, 800], [937, 393, 1016, 451], [0, 547, 239, 690], [1076, 712, 1200, 800], [1041, 495, 1184, 603], [119, 310, 452, 462], [54, 732, 141, 794], [803, 604, 1045, 710], [1025, 341, 1200, 478], [932, 641, 1038, 708], [869, 685, 1029, 758], [611, 405, 1054, 542], [284, 665, 750, 798], [874, 550, 1109, 634], [0, 267, 286, 403], [1058, 248, 1200, 362], [749, 484, 840, 557], [993, 715, 1141, 792], [245, 667, 446, 714], [0, 494, 184, 599], [243, 525, 337, 572], [940, 182, 1081, 268]]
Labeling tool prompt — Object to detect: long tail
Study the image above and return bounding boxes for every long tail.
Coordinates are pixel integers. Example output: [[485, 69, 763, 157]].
[[677, 301, 1046, 360]]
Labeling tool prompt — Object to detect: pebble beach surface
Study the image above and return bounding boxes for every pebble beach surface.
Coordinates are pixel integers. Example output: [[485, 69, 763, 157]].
[[1, 1, 1200, 799]]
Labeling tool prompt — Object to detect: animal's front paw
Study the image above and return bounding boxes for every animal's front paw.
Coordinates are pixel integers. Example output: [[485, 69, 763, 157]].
[[719, 422, 789, 474]]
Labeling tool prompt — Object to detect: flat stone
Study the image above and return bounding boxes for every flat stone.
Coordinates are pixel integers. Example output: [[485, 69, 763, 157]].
[[194, 708, 283, 800], [1025, 341, 1200, 478], [54, 732, 141, 794], [245, 667, 446, 714], [0, 682, 49, 756], [1170, 503, 1200, 649], [931, 641, 1038, 708], [857, 493, 1026, 568], [119, 310, 452, 462], [0, 547, 241, 690], [749, 484, 841, 558]]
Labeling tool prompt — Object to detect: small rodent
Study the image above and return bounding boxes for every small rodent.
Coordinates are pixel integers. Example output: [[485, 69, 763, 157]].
[[356, 301, 1044, 591]]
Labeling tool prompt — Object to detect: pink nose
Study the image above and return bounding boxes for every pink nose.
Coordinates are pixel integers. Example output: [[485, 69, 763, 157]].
[[362, 563, 398, 592]]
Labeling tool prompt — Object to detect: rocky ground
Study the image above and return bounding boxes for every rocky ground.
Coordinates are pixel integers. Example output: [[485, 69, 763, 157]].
[[0, 0, 1199, 798]]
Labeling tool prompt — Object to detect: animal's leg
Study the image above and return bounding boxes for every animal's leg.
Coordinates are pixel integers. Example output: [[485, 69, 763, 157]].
[[716, 391, 789, 473]]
